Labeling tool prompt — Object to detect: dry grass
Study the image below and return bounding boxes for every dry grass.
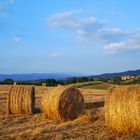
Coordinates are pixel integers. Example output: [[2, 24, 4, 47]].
[[7, 85, 35, 115], [81, 88, 107, 103], [41, 86, 84, 121], [0, 84, 140, 140], [105, 85, 140, 134], [72, 114, 97, 124]]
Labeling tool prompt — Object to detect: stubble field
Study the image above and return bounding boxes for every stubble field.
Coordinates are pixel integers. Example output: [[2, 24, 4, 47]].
[[0, 85, 140, 140]]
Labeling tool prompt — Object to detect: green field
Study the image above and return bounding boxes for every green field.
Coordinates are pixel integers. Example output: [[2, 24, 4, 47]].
[[81, 83, 113, 90]]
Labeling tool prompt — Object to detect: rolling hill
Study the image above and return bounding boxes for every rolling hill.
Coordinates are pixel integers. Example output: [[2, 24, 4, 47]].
[[0, 69, 139, 81], [90, 69, 140, 78]]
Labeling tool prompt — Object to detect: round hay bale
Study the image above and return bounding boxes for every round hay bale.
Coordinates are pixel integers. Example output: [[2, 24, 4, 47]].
[[105, 85, 140, 133], [41, 86, 84, 121], [13, 82, 17, 85], [42, 83, 46, 87], [57, 84, 63, 87], [7, 86, 13, 115], [7, 85, 35, 115]]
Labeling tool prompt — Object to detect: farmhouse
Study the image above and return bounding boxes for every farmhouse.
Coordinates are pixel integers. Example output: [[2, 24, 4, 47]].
[[121, 75, 136, 81]]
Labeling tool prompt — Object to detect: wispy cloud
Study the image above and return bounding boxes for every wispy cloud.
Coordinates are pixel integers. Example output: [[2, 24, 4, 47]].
[[47, 10, 140, 54], [11, 35, 23, 43], [0, 0, 15, 17], [50, 52, 63, 58], [48, 10, 104, 31], [0, 3, 8, 17], [103, 29, 140, 53], [9, 0, 16, 4], [105, 42, 125, 54]]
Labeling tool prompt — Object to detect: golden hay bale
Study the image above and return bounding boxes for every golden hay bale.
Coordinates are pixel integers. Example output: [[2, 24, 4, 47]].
[[42, 83, 46, 87], [7, 85, 35, 115], [41, 86, 84, 121], [105, 85, 140, 133], [13, 82, 17, 85], [57, 84, 63, 87]]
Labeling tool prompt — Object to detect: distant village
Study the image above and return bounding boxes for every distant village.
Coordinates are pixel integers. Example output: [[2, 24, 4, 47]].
[[121, 75, 140, 81]]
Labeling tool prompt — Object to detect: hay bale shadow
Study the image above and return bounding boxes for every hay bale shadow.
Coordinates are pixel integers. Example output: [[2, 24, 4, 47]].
[[34, 108, 42, 114], [84, 101, 104, 109]]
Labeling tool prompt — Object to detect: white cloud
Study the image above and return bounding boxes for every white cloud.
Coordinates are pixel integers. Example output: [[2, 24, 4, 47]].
[[9, 0, 16, 4], [104, 29, 140, 53], [47, 10, 104, 31], [47, 10, 140, 54], [0, 3, 7, 17], [51, 52, 63, 58], [0, 1, 15, 17], [105, 42, 125, 54], [11, 35, 23, 43]]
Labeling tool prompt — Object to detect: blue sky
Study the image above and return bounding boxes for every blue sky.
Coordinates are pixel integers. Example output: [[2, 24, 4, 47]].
[[0, 0, 140, 74]]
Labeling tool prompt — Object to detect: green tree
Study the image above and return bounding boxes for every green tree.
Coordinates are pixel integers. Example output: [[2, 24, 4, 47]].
[[111, 76, 122, 84], [66, 77, 77, 84], [45, 79, 58, 86], [3, 79, 14, 84], [77, 77, 89, 83]]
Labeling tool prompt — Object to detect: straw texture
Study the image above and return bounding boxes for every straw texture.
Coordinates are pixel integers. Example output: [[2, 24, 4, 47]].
[[7, 85, 35, 115], [41, 86, 84, 121], [105, 85, 140, 133]]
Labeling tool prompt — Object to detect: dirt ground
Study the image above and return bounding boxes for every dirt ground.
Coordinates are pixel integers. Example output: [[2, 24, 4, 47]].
[[0, 85, 140, 140]]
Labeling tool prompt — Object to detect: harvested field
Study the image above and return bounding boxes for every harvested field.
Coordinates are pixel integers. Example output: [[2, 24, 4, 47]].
[[0, 85, 140, 140]]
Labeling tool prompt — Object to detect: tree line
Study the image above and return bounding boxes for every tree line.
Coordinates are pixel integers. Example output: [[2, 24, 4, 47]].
[[0, 76, 140, 86]]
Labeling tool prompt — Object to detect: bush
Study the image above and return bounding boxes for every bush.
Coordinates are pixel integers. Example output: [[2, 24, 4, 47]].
[[0, 79, 14, 85]]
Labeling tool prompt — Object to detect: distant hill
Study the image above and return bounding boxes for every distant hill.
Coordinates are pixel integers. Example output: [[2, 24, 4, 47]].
[[90, 69, 140, 78], [0, 69, 140, 81], [0, 73, 83, 81]]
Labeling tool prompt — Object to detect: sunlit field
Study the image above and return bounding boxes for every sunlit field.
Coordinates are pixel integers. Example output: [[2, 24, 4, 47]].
[[0, 84, 140, 140]]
